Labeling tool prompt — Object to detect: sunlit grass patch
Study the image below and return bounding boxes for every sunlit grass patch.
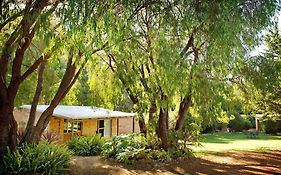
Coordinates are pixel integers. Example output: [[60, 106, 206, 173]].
[[193, 132, 281, 152]]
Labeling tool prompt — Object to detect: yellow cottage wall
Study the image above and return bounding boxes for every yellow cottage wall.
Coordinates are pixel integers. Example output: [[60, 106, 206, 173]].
[[82, 119, 97, 135], [48, 117, 64, 142], [111, 118, 118, 136], [48, 117, 138, 141]]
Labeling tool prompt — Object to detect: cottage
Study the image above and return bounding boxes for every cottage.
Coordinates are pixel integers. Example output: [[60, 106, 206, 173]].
[[15, 105, 139, 142]]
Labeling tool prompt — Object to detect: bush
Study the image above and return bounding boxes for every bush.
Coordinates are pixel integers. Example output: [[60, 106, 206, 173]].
[[0, 142, 72, 175], [102, 133, 194, 164], [168, 129, 195, 159], [116, 147, 151, 164], [228, 113, 244, 131], [68, 134, 106, 156], [228, 113, 255, 132], [103, 134, 166, 164], [150, 149, 170, 161], [263, 119, 279, 135], [102, 134, 146, 159], [42, 132, 60, 143], [243, 119, 252, 130]]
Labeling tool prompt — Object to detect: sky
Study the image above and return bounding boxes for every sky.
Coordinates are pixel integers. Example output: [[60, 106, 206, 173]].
[[251, 11, 281, 56]]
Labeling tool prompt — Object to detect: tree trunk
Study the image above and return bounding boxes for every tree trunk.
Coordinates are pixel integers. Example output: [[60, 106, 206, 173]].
[[138, 114, 147, 134], [175, 94, 192, 130], [108, 54, 148, 134], [157, 107, 169, 149], [21, 60, 47, 144], [28, 57, 83, 143], [148, 99, 157, 126], [0, 104, 18, 159], [157, 94, 169, 150]]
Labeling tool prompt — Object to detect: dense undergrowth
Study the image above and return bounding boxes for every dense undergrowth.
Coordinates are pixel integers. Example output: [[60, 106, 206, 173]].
[[66, 132, 197, 164], [0, 141, 72, 175], [1, 131, 197, 174]]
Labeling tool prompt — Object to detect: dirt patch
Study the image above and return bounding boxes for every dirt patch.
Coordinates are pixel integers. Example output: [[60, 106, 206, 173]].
[[68, 151, 281, 175]]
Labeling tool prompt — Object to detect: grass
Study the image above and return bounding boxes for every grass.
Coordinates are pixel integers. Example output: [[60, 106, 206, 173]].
[[193, 132, 281, 152]]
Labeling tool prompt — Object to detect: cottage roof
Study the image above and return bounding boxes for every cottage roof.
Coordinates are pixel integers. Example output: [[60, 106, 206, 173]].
[[21, 105, 136, 120]]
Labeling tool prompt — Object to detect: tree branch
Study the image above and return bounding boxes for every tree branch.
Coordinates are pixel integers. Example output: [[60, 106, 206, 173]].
[[18, 54, 48, 84], [0, 10, 24, 31]]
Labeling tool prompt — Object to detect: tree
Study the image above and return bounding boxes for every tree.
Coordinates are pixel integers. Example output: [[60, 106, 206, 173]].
[[245, 27, 281, 115], [103, 1, 277, 149], [0, 0, 62, 158], [0, 0, 110, 157]]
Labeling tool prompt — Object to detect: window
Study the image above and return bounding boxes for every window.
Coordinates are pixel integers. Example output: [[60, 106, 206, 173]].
[[97, 120, 104, 136], [64, 119, 81, 133]]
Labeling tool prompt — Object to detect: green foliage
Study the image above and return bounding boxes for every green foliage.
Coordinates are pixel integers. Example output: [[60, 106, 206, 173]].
[[243, 129, 259, 138], [262, 118, 279, 135], [68, 134, 106, 156], [41, 132, 60, 144], [0, 142, 72, 175], [168, 127, 197, 159], [102, 134, 150, 164], [102, 134, 146, 159], [227, 113, 255, 132], [150, 149, 170, 161], [102, 133, 194, 164], [245, 27, 281, 115], [116, 147, 151, 164]]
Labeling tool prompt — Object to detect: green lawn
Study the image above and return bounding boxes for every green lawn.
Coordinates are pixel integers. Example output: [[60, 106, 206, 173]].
[[193, 132, 281, 152]]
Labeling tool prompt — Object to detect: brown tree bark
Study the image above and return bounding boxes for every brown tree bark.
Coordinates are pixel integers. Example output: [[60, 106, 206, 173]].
[[174, 38, 202, 131], [157, 94, 169, 150], [0, 0, 59, 158], [138, 115, 147, 135], [0, 103, 18, 159], [21, 60, 47, 144], [108, 54, 147, 134], [158, 107, 169, 149], [148, 99, 157, 125], [175, 94, 192, 130], [28, 56, 84, 143]]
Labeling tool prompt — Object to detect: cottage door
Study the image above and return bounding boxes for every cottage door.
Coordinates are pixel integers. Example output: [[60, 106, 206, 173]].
[[104, 119, 111, 137]]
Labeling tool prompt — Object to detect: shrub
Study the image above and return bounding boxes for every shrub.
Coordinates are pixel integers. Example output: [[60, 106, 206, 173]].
[[243, 119, 252, 130], [102, 134, 146, 158], [228, 113, 244, 131], [102, 133, 193, 164], [263, 119, 279, 135], [116, 147, 151, 164], [42, 132, 60, 143], [68, 134, 106, 156], [150, 149, 170, 161], [102, 134, 151, 164], [0, 142, 72, 175], [168, 129, 195, 159], [228, 113, 255, 132]]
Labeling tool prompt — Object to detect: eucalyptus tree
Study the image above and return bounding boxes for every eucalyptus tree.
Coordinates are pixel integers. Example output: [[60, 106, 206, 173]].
[[0, 0, 111, 157], [0, 0, 61, 157], [245, 27, 281, 115], [104, 0, 278, 149]]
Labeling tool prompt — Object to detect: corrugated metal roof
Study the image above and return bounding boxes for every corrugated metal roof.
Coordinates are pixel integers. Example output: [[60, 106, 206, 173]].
[[21, 105, 136, 120]]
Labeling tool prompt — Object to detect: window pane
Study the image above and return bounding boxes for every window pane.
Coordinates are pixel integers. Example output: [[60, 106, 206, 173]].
[[98, 129, 104, 136], [99, 120, 104, 128], [64, 119, 68, 133]]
